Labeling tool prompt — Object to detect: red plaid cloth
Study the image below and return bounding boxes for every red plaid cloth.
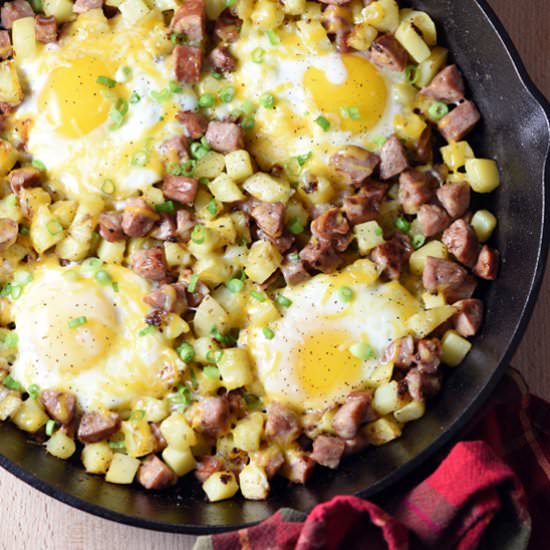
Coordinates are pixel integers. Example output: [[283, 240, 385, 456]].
[[195, 370, 550, 550]]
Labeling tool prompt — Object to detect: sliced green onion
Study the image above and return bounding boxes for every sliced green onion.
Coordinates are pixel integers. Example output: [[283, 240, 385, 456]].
[[404, 64, 418, 85], [177, 341, 195, 363], [27, 384, 39, 400], [375, 226, 383, 236], [180, 159, 196, 176], [428, 101, 449, 120], [187, 273, 199, 293], [218, 86, 236, 103], [372, 135, 387, 147], [250, 290, 266, 302], [296, 152, 312, 166], [206, 199, 219, 216], [240, 100, 255, 115], [338, 286, 354, 303], [129, 91, 141, 104], [3, 375, 22, 391], [19, 225, 29, 236], [260, 92, 275, 109], [191, 224, 206, 244], [203, 366, 220, 380], [412, 234, 426, 249], [288, 252, 300, 262], [287, 218, 304, 235], [199, 93, 215, 108], [46, 219, 63, 236], [244, 393, 262, 410], [211, 71, 223, 80], [45, 419, 56, 436], [10, 284, 22, 300], [349, 342, 376, 360], [315, 115, 330, 131], [150, 88, 172, 103], [227, 278, 244, 293], [169, 79, 183, 93], [129, 409, 145, 422], [266, 29, 279, 45], [81, 257, 102, 274], [68, 316, 87, 329], [251, 48, 265, 64], [348, 106, 361, 120], [116, 66, 132, 83], [112, 281, 119, 293], [4, 332, 18, 348], [131, 150, 149, 167], [262, 327, 275, 340], [31, 159, 46, 171], [225, 0, 236, 6], [109, 441, 125, 450], [138, 325, 156, 337], [189, 368, 198, 389], [241, 116, 255, 129], [155, 200, 175, 213], [275, 294, 292, 307], [101, 179, 116, 195], [97, 75, 116, 88], [395, 216, 411, 233], [95, 269, 112, 285], [190, 141, 209, 160], [29, 0, 42, 12]]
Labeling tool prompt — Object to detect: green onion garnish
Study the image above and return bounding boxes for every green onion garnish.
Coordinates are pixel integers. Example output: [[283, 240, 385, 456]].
[[260, 92, 275, 109], [138, 325, 156, 337], [315, 115, 330, 131], [225, 0, 236, 6], [250, 290, 266, 302], [203, 366, 220, 380], [45, 419, 56, 436], [251, 47, 265, 64], [412, 234, 426, 249], [372, 136, 387, 147], [241, 116, 255, 129], [19, 225, 29, 236], [46, 219, 63, 236], [117, 66, 132, 83], [395, 216, 411, 233], [129, 91, 141, 104], [211, 71, 223, 80], [288, 252, 300, 262], [266, 29, 279, 45], [109, 441, 125, 450], [349, 342, 376, 360], [4, 332, 18, 348], [428, 101, 449, 120], [275, 294, 292, 307], [96, 75, 116, 88], [95, 269, 112, 285], [199, 93, 215, 107], [131, 150, 149, 167], [375, 227, 383, 236], [155, 200, 175, 213], [191, 224, 206, 244], [287, 218, 304, 235], [27, 384, 39, 400], [338, 286, 354, 303], [81, 257, 102, 274], [169, 79, 183, 93], [218, 86, 236, 103], [262, 327, 275, 340], [340, 106, 361, 120], [68, 316, 87, 329], [31, 159, 46, 171], [101, 179, 116, 195], [227, 278, 244, 293], [404, 65, 418, 85], [187, 273, 199, 293], [112, 281, 119, 293], [190, 141, 209, 160], [181, 159, 196, 176], [150, 89, 172, 103], [3, 375, 22, 391], [177, 341, 195, 363], [206, 199, 219, 216], [296, 152, 312, 166], [129, 409, 145, 422], [189, 368, 198, 389]]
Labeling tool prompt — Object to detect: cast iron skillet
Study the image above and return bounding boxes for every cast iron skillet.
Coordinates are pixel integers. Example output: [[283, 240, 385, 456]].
[[0, 0, 549, 534]]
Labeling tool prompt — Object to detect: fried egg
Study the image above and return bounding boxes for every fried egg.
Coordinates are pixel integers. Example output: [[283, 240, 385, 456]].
[[12, 9, 195, 201], [10, 259, 183, 410], [244, 260, 422, 411]]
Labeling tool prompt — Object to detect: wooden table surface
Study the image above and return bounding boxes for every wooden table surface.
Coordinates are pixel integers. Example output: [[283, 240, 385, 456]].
[[1, 2, 549, 549]]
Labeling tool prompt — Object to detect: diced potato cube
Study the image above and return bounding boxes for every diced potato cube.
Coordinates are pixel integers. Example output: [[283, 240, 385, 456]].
[[19, 187, 51, 218], [465, 159, 500, 193], [393, 400, 425, 423], [187, 226, 221, 257], [46, 430, 76, 459], [440, 141, 474, 172], [232, 412, 264, 452], [31, 205, 66, 254], [441, 329, 472, 367], [12, 17, 36, 61], [208, 216, 237, 247], [11, 398, 48, 433], [105, 453, 141, 484], [121, 419, 156, 458], [51, 200, 78, 228], [364, 416, 402, 445], [372, 381, 408, 416], [245, 241, 282, 283], [160, 412, 198, 450], [422, 291, 446, 309], [194, 256, 232, 286], [239, 463, 270, 500], [393, 113, 427, 145], [97, 239, 126, 264], [162, 445, 196, 477], [246, 297, 280, 327], [251, 0, 284, 30], [347, 22, 378, 51], [164, 313, 189, 340], [392, 81, 417, 107], [164, 242, 191, 267], [416, 46, 448, 88], [194, 151, 226, 179], [142, 185, 164, 207], [230, 210, 251, 243], [395, 20, 431, 63], [81, 442, 114, 474], [354, 221, 385, 255], [470, 209, 497, 242], [365, 0, 399, 32], [298, 175, 334, 206], [409, 240, 447, 275], [224, 150, 254, 182], [209, 174, 245, 202], [202, 471, 239, 502], [212, 285, 247, 328], [0, 389, 22, 420], [119, 0, 150, 25], [0, 193, 22, 223], [407, 305, 456, 338], [400, 9, 437, 45], [0, 60, 23, 105], [135, 397, 170, 423], [193, 337, 218, 364], [218, 347, 253, 391], [43, 0, 74, 23], [0, 142, 18, 180], [55, 236, 90, 262], [243, 173, 293, 203], [193, 295, 230, 337], [343, 258, 380, 285], [281, 0, 305, 15]]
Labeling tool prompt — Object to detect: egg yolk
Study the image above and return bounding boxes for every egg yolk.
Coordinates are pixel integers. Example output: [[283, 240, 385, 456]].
[[38, 56, 114, 138], [304, 54, 387, 134]]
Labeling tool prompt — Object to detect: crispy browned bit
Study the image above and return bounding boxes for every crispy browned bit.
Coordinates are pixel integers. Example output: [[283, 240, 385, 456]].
[[330, 146, 380, 185], [137, 455, 177, 490], [162, 176, 198, 207], [121, 198, 158, 237], [132, 246, 169, 281], [40, 390, 77, 425], [473, 245, 499, 280], [452, 298, 484, 337], [77, 411, 121, 443], [173, 45, 203, 84]]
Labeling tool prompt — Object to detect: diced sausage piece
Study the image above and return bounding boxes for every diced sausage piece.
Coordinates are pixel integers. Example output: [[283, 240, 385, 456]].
[[78, 411, 121, 443], [160, 135, 189, 162], [173, 45, 203, 84], [176, 111, 208, 139], [121, 198, 158, 237], [436, 181, 470, 219], [138, 454, 177, 489], [150, 422, 168, 452], [311, 207, 351, 252], [257, 228, 295, 254], [413, 125, 433, 164], [98, 212, 124, 242], [379, 135, 409, 180], [143, 283, 188, 315], [384, 335, 415, 368], [250, 201, 284, 239], [398, 169, 435, 214], [162, 175, 198, 207], [405, 368, 441, 401], [205, 121, 243, 153], [371, 232, 413, 280], [282, 452, 315, 484], [310, 435, 345, 469], [182, 269, 210, 307], [150, 214, 177, 241], [196, 396, 230, 437], [368, 34, 408, 71], [421, 65, 465, 104], [9, 167, 42, 194], [438, 101, 481, 143], [40, 390, 76, 425], [332, 391, 374, 439], [170, 0, 205, 42], [442, 219, 479, 267], [281, 258, 310, 286], [132, 246, 168, 281], [0, 31, 12, 59], [176, 209, 195, 241], [265, 403, 301, 444], [415, 338, 441, 374], [422, 256, 477, 303], [227, 390, 246, 419], [73, 0, 102, 13], [417, 204, 451, 237], [208, 46, 236, 74], [195, 455, 224, 483], [330, 146, 380, 185], [0, 218, 17, 251], [1, 0, 33, 29], [452, 298, 483, 337], [214, 8, 242, 43], [300, 238, 342, 274], [473, 245, 499, 280], [342, 181, 388, 225], [343, 428, 370, 456], [35, 15, 58, 43]]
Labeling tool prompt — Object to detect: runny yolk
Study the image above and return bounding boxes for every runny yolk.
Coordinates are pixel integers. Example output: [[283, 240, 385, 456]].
[[38, 56, 114, 138], [304, 54, 388, 134]]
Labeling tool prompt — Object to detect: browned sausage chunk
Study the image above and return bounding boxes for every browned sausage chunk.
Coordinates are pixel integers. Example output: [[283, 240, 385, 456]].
[[34, 15, 58, 43], [300, 238, 342, 274], [452, 298, 483, 336], [0, 31, 12, 59], [330, 146, 380, 186], [442, 219, 479, 267], [98, 212, 124, 242], [162, 175, 198, 206], [342, 181, 387, 225], [473, 244, 499, 280], [282, 452, 315, 484], [150, 422, 168, 452], [250, 201, 285, 239], [176, 209, 195, 241], [143, 283, 188, 315], [9, 167, 42, 194], [379, 135, 409, 180], [132, 247, 168, 281], [195, 455, 224, 482], [214, 8, 242, 43], [205, 121, 243, 153], [176, 111, 208, 139], [310, 435, 345, 469], [40, 390, 76, 425], [121, 198, 158, 237], [398, 169, 435, 214], [368, 34, 408, 71], [257, 229, 295, 254], [421, 65, 465, 103], [332, 391, 374, 439], [78, 411, 121, 443], [405, 368, 441, 401], [384, 335, 415, 368], [170, 0, 205, 42], [438, 101, 481, 142], [415, 338, 441, 374], [264, 402, 301, 444], [137, 454, 177, 490], [208, 46, 237, 74], [195, 396, 230, 437], [150, 214, 177, 241], [417, 204, 451, 237], [1, 0, 33, 29], [281, 258, 310, 286], [413, 125, 433, 164], [436, 181, 470, 219], [254, 447, 285, 479], [311, 207, 351, 252], [422, 256, 477, 303], [73, 0, 102, 12], [160, 135, 189, 162], [371, 232, 413, 280], [0, 218, 17, 251], [173, 45, 203, 84]]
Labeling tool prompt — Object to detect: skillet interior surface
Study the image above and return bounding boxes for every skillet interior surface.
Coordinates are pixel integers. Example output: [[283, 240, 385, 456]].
[[0, 0, 549, 534]]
